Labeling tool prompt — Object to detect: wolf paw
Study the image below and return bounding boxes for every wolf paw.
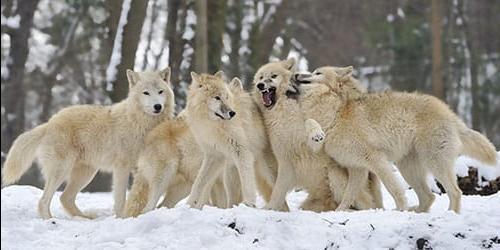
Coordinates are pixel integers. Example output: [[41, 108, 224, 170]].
[[311, 131, 325, 143], [305, 119, 326, 152], [307, 129, 326, 153]]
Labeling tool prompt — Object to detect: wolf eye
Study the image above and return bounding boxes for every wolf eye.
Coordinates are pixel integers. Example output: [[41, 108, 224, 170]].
[[315, 72, 322, 75], [143, 91, 150, 95], [214, 96, 221, 100], [158, 90, 164, 94], [271, 74, 278, 79]]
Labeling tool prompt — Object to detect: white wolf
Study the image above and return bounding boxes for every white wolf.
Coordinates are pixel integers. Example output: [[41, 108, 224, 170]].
[[185, 72, 284, 209], [2, 68, 174, 219], [124, 73, 284, 216], [295, 66, 498, 213], [253, 59, 382, 212]]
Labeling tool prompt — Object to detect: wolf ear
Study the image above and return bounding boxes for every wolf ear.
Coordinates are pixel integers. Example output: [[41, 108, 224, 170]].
[[190, 71, 200, 82], [229, 77, 243, 92], [126, 69, 140, 87], [282, 58, 296, 71], [337, 66, 353, 81], [159, 67, 171, 83], [214, 70, 225, 80], [190, 71, 203, 88]]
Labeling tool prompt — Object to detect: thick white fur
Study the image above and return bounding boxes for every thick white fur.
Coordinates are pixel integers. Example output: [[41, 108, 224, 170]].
[[252, 59, 382, 212], [2, 68, 174, 219]]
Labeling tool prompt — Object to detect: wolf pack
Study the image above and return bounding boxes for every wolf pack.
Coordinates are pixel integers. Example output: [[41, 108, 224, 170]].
[[2, 58, 497, 220]]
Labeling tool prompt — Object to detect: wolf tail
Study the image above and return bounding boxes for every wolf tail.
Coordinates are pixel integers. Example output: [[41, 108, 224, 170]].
[[124, 174, 149, 217], [2, 124, 48, 186], [457, 121, 497, 166]]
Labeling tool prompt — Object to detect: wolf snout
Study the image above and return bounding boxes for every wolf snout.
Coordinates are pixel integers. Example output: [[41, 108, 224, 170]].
[[257, 82, 266, 90], [153, 104, 163, 112], [229, 111, 236, 118]]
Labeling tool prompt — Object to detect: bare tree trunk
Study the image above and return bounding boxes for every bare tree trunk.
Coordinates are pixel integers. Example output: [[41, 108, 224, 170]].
[[462, 1, 481, 131], [166, 0, 183, 83], [141, 0, 159, 70], [207, 0, 227, 74], [195, 0, 208, 73], [431, 0, 444, 100], [103, 0, 124, 85], [1, 0, 40, 164], [227, 0, 243, 80], [108, 0, 149, 102]]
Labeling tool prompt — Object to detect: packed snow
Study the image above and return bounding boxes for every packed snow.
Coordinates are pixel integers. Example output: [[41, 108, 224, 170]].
[[2, 181, 500, 249]]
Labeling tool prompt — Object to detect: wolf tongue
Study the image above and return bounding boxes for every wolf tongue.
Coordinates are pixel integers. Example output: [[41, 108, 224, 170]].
[[262, 92, 272, 106]]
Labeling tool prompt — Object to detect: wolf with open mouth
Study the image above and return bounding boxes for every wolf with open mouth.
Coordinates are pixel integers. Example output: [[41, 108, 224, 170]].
[[252, 58, 382, 211]]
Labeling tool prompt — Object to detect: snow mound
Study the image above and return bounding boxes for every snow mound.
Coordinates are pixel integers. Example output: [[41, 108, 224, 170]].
[[2, 185, 500, 250]]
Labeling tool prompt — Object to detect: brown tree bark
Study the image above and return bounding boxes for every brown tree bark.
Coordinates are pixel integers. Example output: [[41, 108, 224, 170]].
[[431, 0, 444, 100], [166, 0, 184, 84], [108, 0, 149, 102], [1, 0, 40, 163], [207, 0, 227, 74], [195, 0, 208, 73], [227, 0, 243, 80]]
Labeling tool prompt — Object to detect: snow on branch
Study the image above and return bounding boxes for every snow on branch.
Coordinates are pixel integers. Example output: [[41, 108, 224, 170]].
[[106, 0, 132, 91]]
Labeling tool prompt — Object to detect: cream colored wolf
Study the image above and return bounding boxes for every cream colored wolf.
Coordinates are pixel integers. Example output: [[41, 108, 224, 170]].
[[185, 72, 283, 209], [295, 66, 498, 213], [253, 59, 382, 211], [2, 68, 174, 219], [123, 112, 206, 217], [124, 73, 282, 217]]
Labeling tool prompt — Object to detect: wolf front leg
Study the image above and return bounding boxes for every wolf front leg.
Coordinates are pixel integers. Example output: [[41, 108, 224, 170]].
[[263, 156, 296, 211], [304, 119, 326, 153], [186, 153, 224, 209], [113, 168, 130, 217], [231, 150, 257, 207]]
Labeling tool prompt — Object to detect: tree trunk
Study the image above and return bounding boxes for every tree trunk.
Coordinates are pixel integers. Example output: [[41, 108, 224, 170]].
[[1, 0, 40, 164], [227, 0, 243, 80], [108, 0, 149, 102], [141, 0, 159, 70], [462, 3, 482, 131], [195, 0, 208, 73], [207, 0, 227, 74], [431, 0, 444, 100], [166, 0, 183, 83]]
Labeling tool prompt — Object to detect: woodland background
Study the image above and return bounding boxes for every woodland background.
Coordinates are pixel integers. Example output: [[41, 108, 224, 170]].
[[1, 0, 499, 191]]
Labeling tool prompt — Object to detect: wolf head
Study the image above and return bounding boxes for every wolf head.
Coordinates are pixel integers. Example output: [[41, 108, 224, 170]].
[[188, 71, 239, 121], [294, 66, 364, 94], [126, 67, 175, 117], [252, 58, 299, 110]]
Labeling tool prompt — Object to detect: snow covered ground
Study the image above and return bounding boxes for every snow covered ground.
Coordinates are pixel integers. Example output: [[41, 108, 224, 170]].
[[2, 183, 499, 250]]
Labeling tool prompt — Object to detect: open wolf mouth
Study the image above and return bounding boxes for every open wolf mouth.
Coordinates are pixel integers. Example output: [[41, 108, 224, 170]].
[[261, 87, 276, 108]]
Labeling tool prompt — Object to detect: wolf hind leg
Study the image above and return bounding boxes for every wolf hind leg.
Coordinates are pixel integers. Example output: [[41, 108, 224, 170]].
[[60, 164, 98, 219]]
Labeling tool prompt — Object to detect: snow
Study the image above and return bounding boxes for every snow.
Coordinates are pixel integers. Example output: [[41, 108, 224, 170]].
[[397, 8, 406, 19], [455, 152, 500, 186], [1, 15, 20, 29], [2, 183, 499, 250], [387, 14, 395, 23], [106, 0, 132, 89]]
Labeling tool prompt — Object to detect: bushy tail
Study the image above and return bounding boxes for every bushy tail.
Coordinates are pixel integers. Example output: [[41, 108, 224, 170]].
[[124, 174, 149, 217], [457, 122, 497, 166], [2, 124, 47, 186]]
